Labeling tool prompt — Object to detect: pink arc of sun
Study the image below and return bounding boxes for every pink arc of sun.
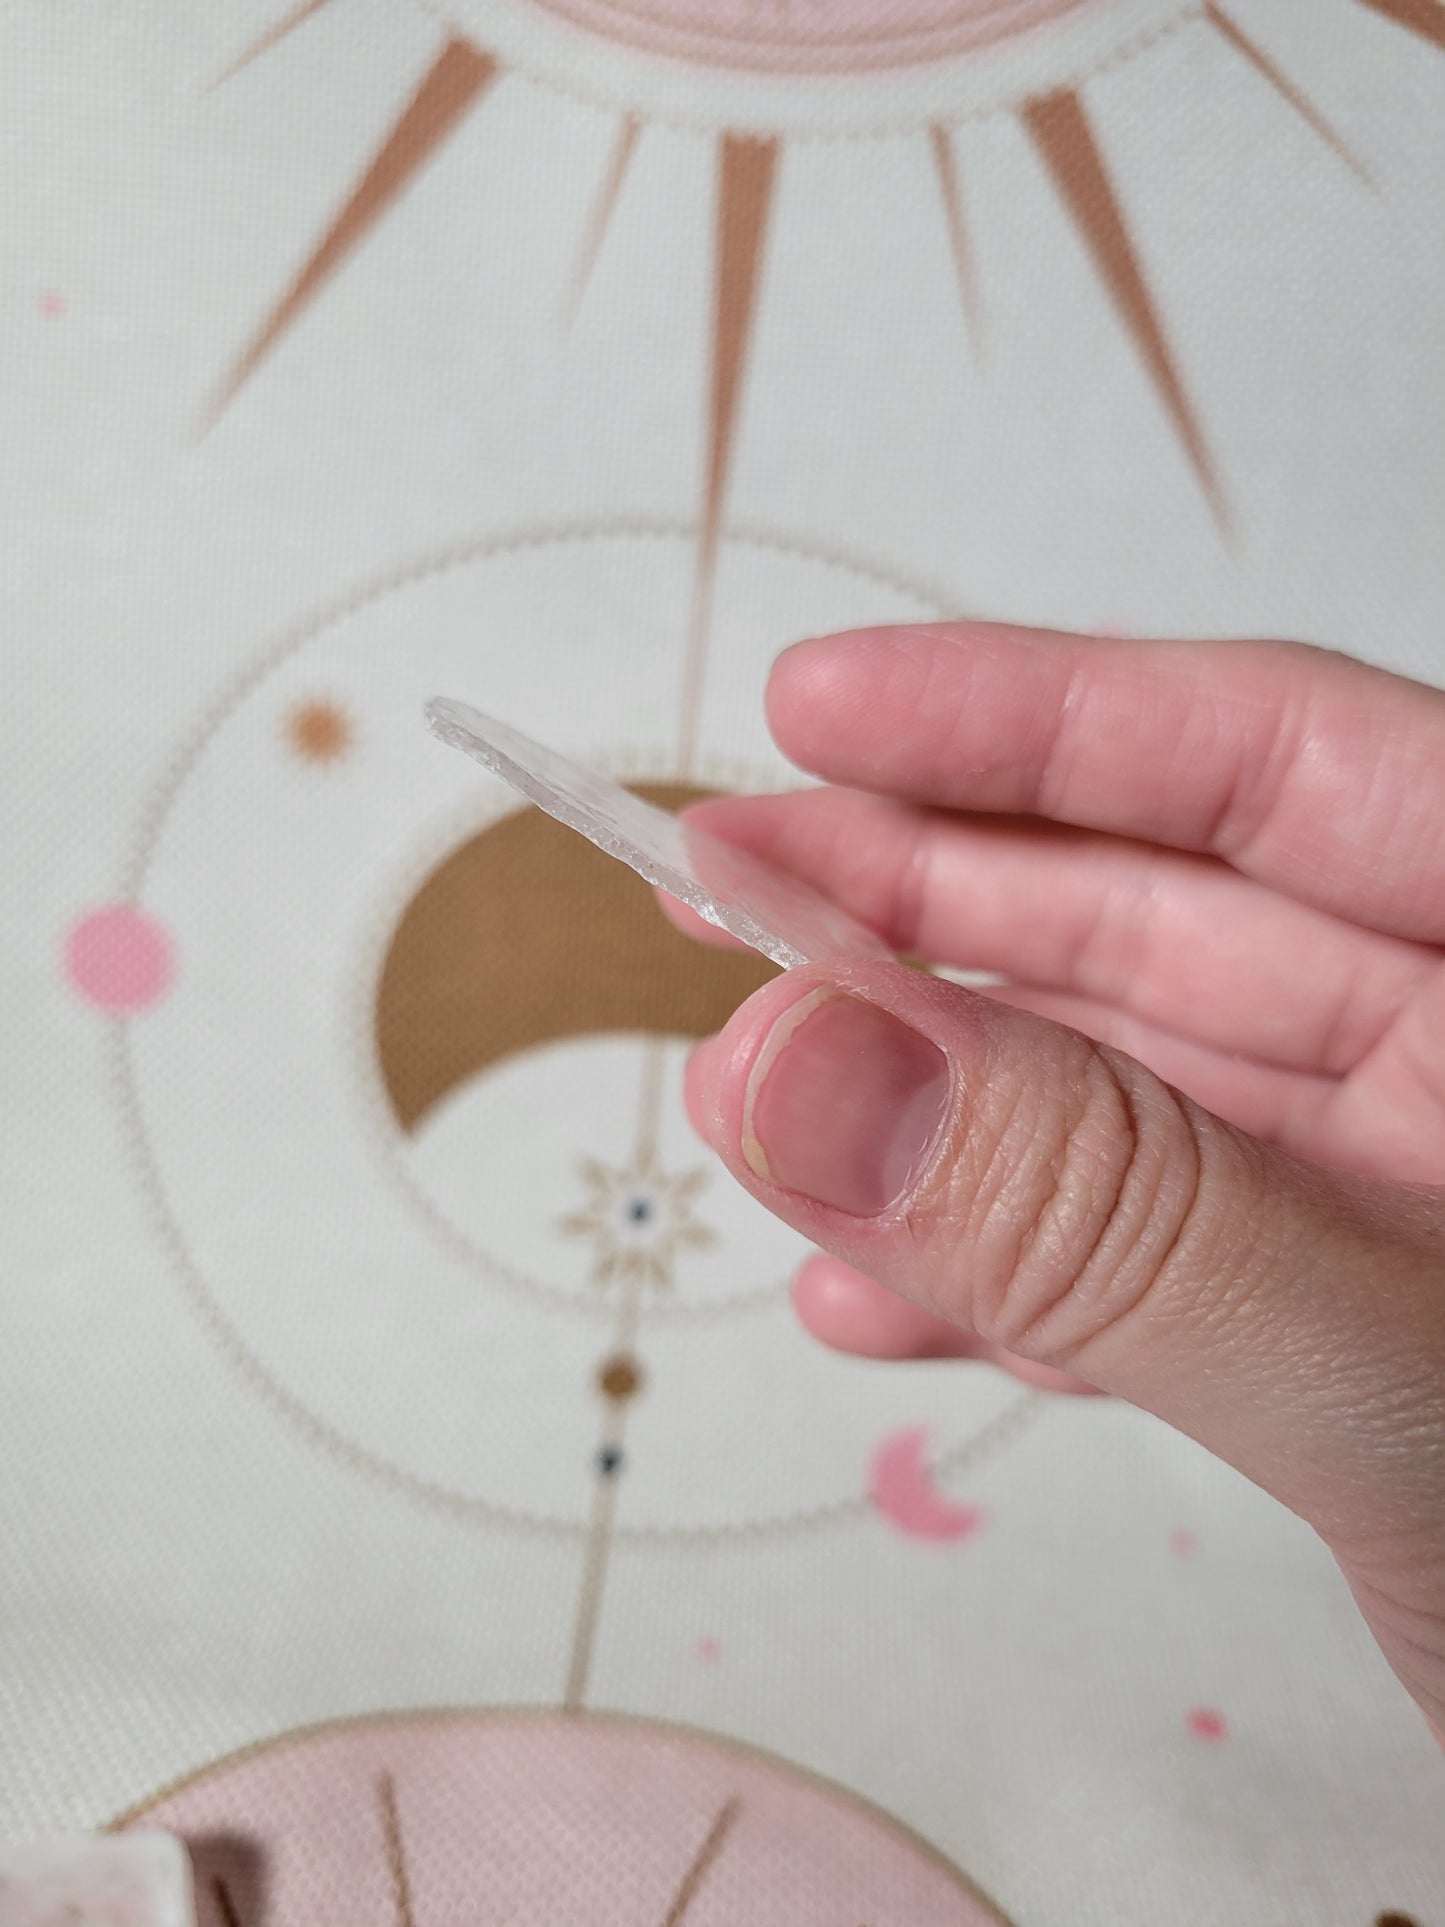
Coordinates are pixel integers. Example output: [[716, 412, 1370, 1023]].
[[523, 0, 1097, 73], [870, 1426, 988, 1542], [64, 905, 174, 1013]]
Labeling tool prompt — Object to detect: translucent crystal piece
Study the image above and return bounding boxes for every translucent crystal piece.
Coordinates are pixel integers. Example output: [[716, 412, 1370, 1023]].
[[425, 697, 891, 969]]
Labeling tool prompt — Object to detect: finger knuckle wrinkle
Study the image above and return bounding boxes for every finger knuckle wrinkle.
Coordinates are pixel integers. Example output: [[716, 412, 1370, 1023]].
[[984, 1055, 1202, 1363]]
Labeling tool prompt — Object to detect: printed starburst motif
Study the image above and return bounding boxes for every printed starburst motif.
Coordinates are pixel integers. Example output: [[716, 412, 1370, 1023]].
[[201, 0, 1445, 550], [561, 1154, 715, 1289]]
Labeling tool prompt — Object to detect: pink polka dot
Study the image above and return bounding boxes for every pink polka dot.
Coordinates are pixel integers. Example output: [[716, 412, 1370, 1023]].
[[38, 292, 65, 319], [694, 1636, 723, 1664], [65, 905, 174, 1012], [1186, 1707, 1227, 1743], [1170, 1529, 1198, 1559]]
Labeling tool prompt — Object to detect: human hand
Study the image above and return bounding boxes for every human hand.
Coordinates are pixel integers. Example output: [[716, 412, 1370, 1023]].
[[664, 623, 1445, 1735]]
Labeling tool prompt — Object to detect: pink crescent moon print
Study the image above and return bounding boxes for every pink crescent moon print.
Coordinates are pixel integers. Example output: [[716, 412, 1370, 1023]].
[[870, 1426, 989, 1542]]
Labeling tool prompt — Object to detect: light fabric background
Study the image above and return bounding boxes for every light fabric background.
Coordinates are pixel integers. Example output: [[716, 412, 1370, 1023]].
[[3, 2, 1445, 1922]]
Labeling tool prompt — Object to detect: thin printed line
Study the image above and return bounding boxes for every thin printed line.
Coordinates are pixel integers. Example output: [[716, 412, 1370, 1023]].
[[563, 114, 640, 325], [679, 134, 779, 778], [377, 1773, 416, 1927], [205, 0, 333, 90], [1205, 3, 1373, 186], [563, 1440, 622, 1710], [661, 1798, 741, 1925], [633, 1038, 667, 1170], [563, 1259, 647, 1707], [929, 125, 986, 352]]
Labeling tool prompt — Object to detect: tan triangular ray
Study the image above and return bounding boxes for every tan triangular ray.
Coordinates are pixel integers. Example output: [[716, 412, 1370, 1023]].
[[1021, 88, 1229, 533], [207, 0, 333, 90], [564, 114, 640, 326], [204, 36, 497, 425], [1347, 0, 1445, 48], [678, 133, 780, 776], [1206, 4, 1372, 185], [929, 125, 985, 353]]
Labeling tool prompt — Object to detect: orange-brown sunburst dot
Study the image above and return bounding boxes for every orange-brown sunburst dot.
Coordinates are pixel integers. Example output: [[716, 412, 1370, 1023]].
[[285, 699, 352, 764]]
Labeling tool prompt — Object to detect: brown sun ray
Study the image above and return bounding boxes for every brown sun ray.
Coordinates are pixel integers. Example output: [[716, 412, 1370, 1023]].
[[928, 126, 986, 354], [207, 0, 334, 91], [203, 36, 498, 426], [1346, 0, 1445, 50], [677, 133, 780, 777], [1206, 4, 1373, 186], [564, 114, 641, 326], [1021, 88, 1229, 534]]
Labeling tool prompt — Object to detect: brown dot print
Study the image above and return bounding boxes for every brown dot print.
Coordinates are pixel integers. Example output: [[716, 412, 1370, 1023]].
[[1375, 1914, 1421, 1927], [285, 699, 352, 763], [375, 784, 777, 1134], [598, 1355, 643, 1402]]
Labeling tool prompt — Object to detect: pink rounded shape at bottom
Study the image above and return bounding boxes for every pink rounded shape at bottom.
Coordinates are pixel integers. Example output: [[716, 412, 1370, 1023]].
[[119, 1710, 1004, 1921]]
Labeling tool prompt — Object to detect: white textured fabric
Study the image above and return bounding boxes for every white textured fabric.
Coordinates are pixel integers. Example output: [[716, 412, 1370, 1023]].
[[4, 4, 1445, 1923]]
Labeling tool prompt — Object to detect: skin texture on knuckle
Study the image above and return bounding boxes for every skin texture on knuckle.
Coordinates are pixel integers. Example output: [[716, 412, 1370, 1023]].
[[947, 1036, 1222, 1374]]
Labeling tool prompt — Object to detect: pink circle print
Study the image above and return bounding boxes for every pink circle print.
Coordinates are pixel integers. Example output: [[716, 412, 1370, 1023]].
[[527, 0, 1094, 74], [65, 905, 174, 1013]]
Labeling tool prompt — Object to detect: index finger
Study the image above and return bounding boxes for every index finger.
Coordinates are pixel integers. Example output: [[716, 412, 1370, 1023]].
[[767, 626, 1445, 945]]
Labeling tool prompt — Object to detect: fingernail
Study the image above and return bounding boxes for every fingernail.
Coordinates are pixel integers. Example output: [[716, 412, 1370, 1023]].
[[742, 991, 950, 1215]]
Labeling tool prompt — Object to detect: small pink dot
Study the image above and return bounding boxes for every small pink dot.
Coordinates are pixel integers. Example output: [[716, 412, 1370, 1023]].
[[64, 905, 174, 1013], [38, 292, 65, 319], [694, 1636, 723, 1665], [1186, 1706, 1227, 1743], [1170, 1529, 1198, 1559]]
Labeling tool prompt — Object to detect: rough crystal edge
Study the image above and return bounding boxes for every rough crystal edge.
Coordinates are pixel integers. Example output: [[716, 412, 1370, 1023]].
[[425, 697, 817, 969]]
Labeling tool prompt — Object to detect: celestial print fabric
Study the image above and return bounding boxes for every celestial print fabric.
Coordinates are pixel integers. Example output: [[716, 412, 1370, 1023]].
[[3, 4, 1445, 1924]]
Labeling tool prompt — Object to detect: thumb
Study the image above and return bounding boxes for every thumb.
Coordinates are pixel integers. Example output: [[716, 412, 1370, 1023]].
[[693, 962, 1445, 1707]]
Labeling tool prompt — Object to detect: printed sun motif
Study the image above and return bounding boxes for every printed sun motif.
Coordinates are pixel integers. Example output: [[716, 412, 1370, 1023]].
[[561, 1154, 715, 1288], [201, 0, 1445, 557]]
